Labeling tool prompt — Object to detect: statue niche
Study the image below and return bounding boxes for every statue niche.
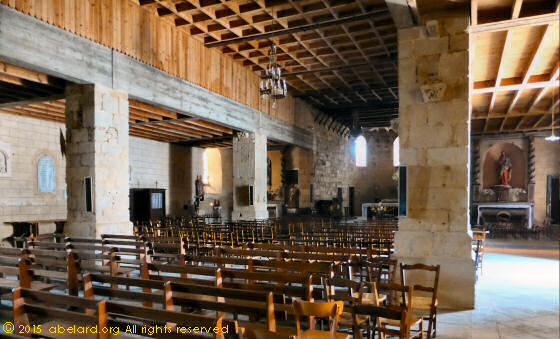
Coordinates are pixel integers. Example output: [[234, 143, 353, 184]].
[[482, 142, 527, 202], [482, 142, 526, 189]]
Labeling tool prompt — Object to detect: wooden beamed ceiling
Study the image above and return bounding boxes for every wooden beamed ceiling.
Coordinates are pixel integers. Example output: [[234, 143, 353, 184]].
[[470, 0, 559, 135], [133, 0, 399, 128], [0, 61, 235, 146]]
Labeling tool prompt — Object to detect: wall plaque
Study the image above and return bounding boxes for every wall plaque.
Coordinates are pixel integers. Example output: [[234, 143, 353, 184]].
[[38, 156, 55, 192]]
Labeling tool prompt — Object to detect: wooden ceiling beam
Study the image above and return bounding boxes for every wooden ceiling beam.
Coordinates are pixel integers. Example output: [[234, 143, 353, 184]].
[[133, 124, 200, 140], [475, 122, 559, 134], [129, 99, 181, 119], [0, 94, 65, 109], [0, 73, 24, 86], [531, 113, 549, 128], [0, 61, 63, 88], [159, 122, 215, 138], [488, 30, 513, 114], [130, 116, 197, 126], [0, 108, 65, 123], [187, 120, 232, 134], [205, 9, 387, 47], [472, 110, 550, 120], [469, 12, 559, 34], [473, 78, 559, 94], [130, 128, 176, 142], [511, 0, 523, 19], [1, 106, 64, 119], [528, 63, 559, 112], [471, 0, 478, 25], [171, 121, 223, 136], [501, 24, 550, 131]]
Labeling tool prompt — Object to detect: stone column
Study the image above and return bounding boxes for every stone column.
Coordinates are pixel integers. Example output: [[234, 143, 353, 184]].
[[394, 13, 475, 308], [232, 131, 268, 220], [65, 84, 132, 238]]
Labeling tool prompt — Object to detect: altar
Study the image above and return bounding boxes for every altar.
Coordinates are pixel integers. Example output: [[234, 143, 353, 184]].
[[362, 202, 399, 219], [475, 202, 534, 229]]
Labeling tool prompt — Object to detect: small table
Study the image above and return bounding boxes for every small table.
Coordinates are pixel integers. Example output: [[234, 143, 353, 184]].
[[3, 219, 66, 247]]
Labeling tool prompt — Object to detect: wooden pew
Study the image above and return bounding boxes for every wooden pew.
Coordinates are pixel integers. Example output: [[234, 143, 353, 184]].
[[0, 256, 56, 297], [12, 288, 110, 339], [105, 301, 240, 339], [83, 273, 294, 337], [22, 251, 81, 295]]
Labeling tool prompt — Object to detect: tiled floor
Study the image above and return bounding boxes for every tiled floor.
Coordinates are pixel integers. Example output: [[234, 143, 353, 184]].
[[436, 246, 559, 339]]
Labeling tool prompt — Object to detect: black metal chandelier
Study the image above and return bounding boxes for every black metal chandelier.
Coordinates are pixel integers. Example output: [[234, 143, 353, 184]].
[[259, 44, 287, 109]]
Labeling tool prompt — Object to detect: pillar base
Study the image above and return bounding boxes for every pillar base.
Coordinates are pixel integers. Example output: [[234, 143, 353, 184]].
[[395, 230, 475, 309], [231, 208, 268, 221]]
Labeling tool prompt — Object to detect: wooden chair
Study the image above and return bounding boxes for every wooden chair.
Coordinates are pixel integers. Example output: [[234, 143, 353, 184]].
[[293, 299, 348, 339], [374, 283, 424, 339], [400, 263, 440, 339], [323, 278, 370, 338], [472, 230, 487, 272]]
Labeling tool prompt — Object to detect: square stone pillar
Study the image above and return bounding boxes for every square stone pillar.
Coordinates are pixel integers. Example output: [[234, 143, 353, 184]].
[[65, 84, 132, 238], [395, 13, 475, 309], [232, 131, 268, 220]]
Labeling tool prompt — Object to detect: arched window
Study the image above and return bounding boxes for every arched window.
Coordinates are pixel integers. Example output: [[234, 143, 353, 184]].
[[393, 137, 400, 167], [355, 135, 367, 167], [202, 149, 222, 194], [202, 150, 209, 184]]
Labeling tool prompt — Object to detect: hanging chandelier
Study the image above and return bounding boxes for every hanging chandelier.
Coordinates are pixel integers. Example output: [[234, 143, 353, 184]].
[[260, 44, 287, 109], [545, 86, 559, 142]]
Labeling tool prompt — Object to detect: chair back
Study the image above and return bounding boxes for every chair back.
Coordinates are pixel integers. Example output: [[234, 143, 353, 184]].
[[323, 277, 362, 304], [399, 263, 440, 309], [293, 299, 343, 338]]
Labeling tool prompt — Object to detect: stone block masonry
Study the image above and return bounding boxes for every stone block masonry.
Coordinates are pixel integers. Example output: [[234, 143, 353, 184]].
[[0, 114, 66, 241], [395, 12, 475, 309], [232, 131, 268, 220], [65, 84, 132, 238]]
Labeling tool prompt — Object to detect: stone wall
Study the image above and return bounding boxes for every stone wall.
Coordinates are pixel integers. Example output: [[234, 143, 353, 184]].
[[232, 132, 268, 220], [533, 138, 560, 224], [0, 112, 210, 237], [394, 12, 475, 308], [312, 123, 398, 214], [348, 130, 399, 216], [312, 123, 353, 207], [129, 137, 172, 212], [0, 114, 66, 240]]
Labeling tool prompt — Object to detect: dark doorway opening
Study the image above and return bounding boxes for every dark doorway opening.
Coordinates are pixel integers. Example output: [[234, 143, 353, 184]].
[[547, 175, 559, 224]]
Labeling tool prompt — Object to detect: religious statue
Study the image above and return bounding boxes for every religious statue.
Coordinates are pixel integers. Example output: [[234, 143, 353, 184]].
[[195, 175, 205, 202], [498, 151, 512, 186]]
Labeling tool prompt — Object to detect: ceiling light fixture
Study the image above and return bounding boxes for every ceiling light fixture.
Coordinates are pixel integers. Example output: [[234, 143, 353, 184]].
[[259, 43, 287, 110]]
